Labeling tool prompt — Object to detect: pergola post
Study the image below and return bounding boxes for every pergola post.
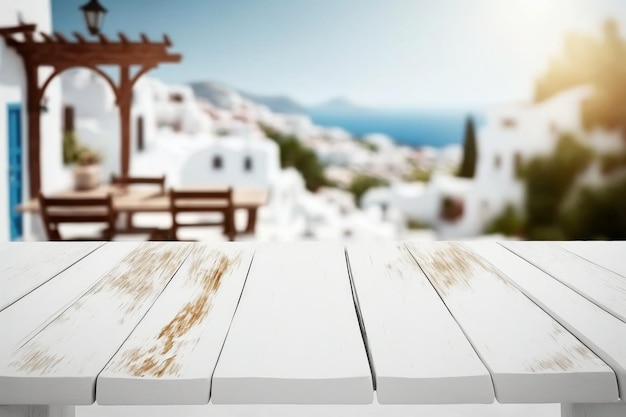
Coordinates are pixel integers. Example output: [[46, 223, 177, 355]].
[[118, 65, 131, 178], [25, 62, 41, 199]]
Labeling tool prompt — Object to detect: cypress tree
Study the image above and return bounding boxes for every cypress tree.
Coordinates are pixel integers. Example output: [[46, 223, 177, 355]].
[[458, 116, 477, 178]]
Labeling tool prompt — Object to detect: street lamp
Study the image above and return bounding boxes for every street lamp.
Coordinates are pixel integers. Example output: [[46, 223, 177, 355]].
[[80, 0, 107, 36]]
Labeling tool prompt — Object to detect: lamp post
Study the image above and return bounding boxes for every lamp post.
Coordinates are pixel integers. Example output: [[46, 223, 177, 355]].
[[80, 0, 107, 36]]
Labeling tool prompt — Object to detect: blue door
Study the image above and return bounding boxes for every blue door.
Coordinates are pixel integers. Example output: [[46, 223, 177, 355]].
[[7, 103, 23, 241]]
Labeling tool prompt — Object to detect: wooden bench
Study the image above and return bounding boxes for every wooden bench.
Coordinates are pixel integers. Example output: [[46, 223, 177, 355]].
[[0, 241, 624, 417]]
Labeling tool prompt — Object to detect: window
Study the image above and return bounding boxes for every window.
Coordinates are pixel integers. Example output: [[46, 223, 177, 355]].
[[244, 156, 253, 172], [494, 154, 502, 170], [440, 196, 464, 222], [502, 117, 516, 128], [169, 93, 184, 103], [212, 155, 223, 170], [136, 116, 145, 152], [63, 105, 75, 132]]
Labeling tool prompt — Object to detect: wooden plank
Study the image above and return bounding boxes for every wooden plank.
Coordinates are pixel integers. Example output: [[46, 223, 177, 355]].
[[346, 242, 494, 404], [557, 241, 626, 278], [0, 243, 192, 405], [562, 403, 626, 417], [0, 243, 141, 360], [502, 242, 626, 323], [0, 242, 103, 311], [211, 242, 372, 404], [468, 242, 624, 403], [405, 241, 617, 404], [96, 244, 254, 405]]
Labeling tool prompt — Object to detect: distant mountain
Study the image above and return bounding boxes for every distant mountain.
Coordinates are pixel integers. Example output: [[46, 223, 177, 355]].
[[189, 81, 243, 111], [188, 80, 367, 115], [310, 97, 370, 114], [239, 91, 307, 115]]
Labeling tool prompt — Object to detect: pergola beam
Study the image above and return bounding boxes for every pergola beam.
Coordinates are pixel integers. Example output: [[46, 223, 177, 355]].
[[0, 23, 182, 198]]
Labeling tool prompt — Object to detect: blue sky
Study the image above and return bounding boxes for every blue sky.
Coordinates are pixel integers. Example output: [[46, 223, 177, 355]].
[[52, 0, 626, 109]]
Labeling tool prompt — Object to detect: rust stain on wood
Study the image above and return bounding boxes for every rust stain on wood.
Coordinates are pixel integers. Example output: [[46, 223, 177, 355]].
[[527, 351, 575, 372], [525, 344, 593, 372], [10, 243, 192, 375], [122, 249, 242, 377], [408, 243, 496, 295], [91, 243, 191, 314], [382, 244, 421, 277], [13, 347, 62, 373]]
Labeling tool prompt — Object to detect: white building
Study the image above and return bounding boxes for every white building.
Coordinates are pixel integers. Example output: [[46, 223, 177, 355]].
[[361, 86, 620, 239], [61, 70, 214, 182], [179, 137, 281, 187], [1, 0, 69, 241]]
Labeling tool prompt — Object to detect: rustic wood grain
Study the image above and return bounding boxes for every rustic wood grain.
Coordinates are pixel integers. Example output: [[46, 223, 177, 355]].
[[557, 241, 626, 280], [97, 244, 254, 404], [0, 242, 103, 311], [405, 241, 616, 404], [469, 242, 623, 403], [0, 243, 140, 360], [502, 242, 626, 323], [0, 243, 192, 405], [346, 242, 494, 404], [211, 242, 372, 404]]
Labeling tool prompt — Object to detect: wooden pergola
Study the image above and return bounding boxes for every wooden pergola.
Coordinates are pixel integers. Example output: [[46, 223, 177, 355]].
[[0, 24, 181, 198]]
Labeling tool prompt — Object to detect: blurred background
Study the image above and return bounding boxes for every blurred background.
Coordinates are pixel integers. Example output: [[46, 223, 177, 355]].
[[2, 0, 626, 242]]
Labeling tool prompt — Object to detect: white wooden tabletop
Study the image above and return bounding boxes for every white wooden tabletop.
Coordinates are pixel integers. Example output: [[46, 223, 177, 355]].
[[0, 241, 624, 407]]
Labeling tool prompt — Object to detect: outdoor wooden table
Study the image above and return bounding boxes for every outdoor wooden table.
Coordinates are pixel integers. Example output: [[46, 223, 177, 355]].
[[17, 185, 269, 235], [0, 241, 624, 417]]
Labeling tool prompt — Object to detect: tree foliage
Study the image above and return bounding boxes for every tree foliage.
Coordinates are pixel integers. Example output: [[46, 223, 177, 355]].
[[458, 116, 477, 178], [484, 204, 525, 237], [259, 124, 329, 192], [347, 175, 389, 207], [535, 19, 626, 139], [522, 134, 593, 230]]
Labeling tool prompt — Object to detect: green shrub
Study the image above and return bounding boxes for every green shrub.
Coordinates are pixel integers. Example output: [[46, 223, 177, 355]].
[[406, 167, 431, 182], [348, 175, 389, 207], [406, 219, 430, 230], [560, 178, 626, 240], [485, 204, 525, 237], [259, 123, 329, 192], [522, 133, 593, 227], [63, 130, 81, 165]]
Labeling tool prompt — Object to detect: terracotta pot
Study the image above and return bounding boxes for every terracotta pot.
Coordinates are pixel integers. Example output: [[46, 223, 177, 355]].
[[74, 164, 101, 191]]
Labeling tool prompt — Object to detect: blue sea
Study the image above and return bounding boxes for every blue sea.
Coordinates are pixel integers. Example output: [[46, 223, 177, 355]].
[[308, 110, 485, 148]]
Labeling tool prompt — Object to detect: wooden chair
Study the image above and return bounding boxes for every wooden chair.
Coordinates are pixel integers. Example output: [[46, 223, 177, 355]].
[[169, 188, 235, 241], [110, 175, 167, 236], [110, 174, 166, 194], [39, 192, 117, 241]]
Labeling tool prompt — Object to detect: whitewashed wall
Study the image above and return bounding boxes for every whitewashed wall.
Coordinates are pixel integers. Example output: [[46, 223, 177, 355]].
[[179, 139, 280, 187], [0, 0, 67, 241]]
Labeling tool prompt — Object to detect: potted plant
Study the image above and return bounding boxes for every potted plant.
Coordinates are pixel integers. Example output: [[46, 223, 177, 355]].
[[73, 147, 102, 191]]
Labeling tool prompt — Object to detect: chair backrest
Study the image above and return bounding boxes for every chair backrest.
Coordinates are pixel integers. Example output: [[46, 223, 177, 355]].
[[110, 175, 166, 193], [39, 193, 116, 241], [169, 188, 234, 240]]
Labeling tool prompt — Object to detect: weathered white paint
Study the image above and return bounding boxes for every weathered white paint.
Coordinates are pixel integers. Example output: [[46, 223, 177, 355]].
[[0, 405, 74, 417], [0, 243, 192, 405], [502, 241, 626, 323], [405, 241, 617, 404], [562, 403, 626, 417], [211, 242, 372, 404], [469, 242, 624, 402], [0, 243, 140, 360], [0, 242, 103, 310], [557, 241, 626, 278], [97, 244, 254, 405], [346, 242, 494, 404]]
